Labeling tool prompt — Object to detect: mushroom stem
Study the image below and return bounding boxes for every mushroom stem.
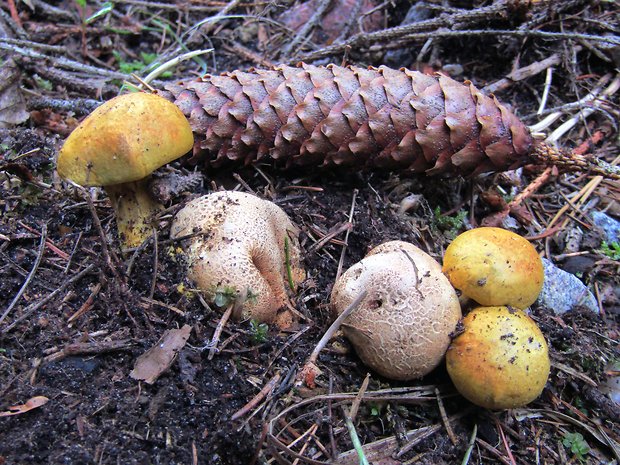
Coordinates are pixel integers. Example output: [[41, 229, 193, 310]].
[[104, 178, 163, 249]]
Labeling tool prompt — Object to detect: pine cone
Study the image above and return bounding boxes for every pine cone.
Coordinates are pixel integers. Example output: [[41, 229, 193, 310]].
[[159, 63, 534, 176]]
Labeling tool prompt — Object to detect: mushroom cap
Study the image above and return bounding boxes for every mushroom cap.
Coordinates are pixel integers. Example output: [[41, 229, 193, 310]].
[[170, 191, 304, 325], [442, 227, 544, 309], [57, 92, 194, 186], [330, 241, 461, 381], [446, 306, 550, 409]]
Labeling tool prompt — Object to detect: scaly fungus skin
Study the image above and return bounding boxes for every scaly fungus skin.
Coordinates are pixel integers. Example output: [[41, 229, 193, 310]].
[[57, 92, 194, 248], [330, 241, 461, 381], [446, 306, 550, 410], [170, 191, 305, 327], [442, 227, 544, 309]]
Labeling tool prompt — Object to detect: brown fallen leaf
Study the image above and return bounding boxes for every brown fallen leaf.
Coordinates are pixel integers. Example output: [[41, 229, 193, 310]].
[[130, 325, 192, 384], [0, 396, 49, 417]]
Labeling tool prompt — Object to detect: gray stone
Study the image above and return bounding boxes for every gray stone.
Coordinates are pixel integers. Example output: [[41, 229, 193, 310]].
[[591, 211, 620, 243], [536, 258, 599, 314]]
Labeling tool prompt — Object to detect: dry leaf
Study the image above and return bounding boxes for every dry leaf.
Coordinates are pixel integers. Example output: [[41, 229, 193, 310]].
[[130, 325, 192, 384], [0, 59, 29, 128], [0, 396, 49, 417]]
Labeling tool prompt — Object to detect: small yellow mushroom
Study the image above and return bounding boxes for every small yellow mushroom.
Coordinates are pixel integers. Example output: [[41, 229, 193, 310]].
[[57, 92, 194, 248], [446, 306, 550, 409], [442, 227, 544, 309]]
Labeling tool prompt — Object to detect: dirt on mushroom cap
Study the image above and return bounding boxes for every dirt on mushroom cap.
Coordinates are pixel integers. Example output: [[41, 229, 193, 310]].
[[331, 241, 461, 381]]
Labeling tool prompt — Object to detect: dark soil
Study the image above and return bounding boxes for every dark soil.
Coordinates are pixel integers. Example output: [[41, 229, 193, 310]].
[[1, 1, 619, 464]]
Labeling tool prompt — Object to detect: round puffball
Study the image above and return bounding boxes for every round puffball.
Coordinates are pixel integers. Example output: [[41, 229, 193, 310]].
[[331, 241, 461, 381], [446, 306, 550, 410], [442, 227, 544, 309]]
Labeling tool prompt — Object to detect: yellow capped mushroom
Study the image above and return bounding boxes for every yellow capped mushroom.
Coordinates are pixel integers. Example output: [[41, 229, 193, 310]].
[[330, 241, 461, 380], [57, 92, 194, 248], [442, 227, 544, 309], [446, 306, 550, 409], [170, 191, 305, 327]]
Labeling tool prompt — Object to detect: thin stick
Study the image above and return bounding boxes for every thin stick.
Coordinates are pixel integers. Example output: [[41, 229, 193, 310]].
[[349, 373, 370, 422], [296, 290, 367, 387], [435, 387, 458, 445], [141, 49, 213, 84], [207, 304, 234, 360], [308, 290, 367, 367], [291, 424, 319, 465], [63, 231, 83, 273], [475, 438, 512, 465], [0, 224, 47, 325], [537, 67, 553, 115], [82, 188, 121, 278], [42, 339, 133, 364], [281, 0, 333, 57], [231, 372, 281, 421], [1, 264, 95, 334], [149, 229, 158, 300], [495, 418, 517, 465], [284, 236, 296, 292], [336, 189, 358, 282], [67, 282, 102, 323]]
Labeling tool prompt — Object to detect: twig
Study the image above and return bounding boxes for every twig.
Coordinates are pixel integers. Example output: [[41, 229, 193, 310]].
[[1, 264, 96, 334], [140, 296, 185, 316], [6, 0, 23, 28], [248, 422, 270, 465], [82, 187, 122, 279], [295, 0, 514, 62], [336, 189, 358, 282], [296, 290, 367, 387], [349, 373, 370, 422], [483, 49, 578, 94], [42, 339, 133, 364], [149, 229, 158, 300], [537, 67, 553, 115], [207, 304, 234, 360], [28, 97, 101, 116], [435, 387, 458, 445], [475, 438, 512, 465], [528, 73, 612, 134], [67, 282, 102, 323], [0, 42, 129, 81], [17, 221, 68, 260], [296, 0, 618, 62], [281, 0, 333, 58], [307, 222, 352, 254], [63, 231, 83, 273], [231, 372, 281, 421], [141, 49, 213, 84], [187, 0, 243, 38], [495, 417, 517, 465], [290, 424, 319, 465], [0, 224, 47, 325], [284, 236, 296, 292]]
